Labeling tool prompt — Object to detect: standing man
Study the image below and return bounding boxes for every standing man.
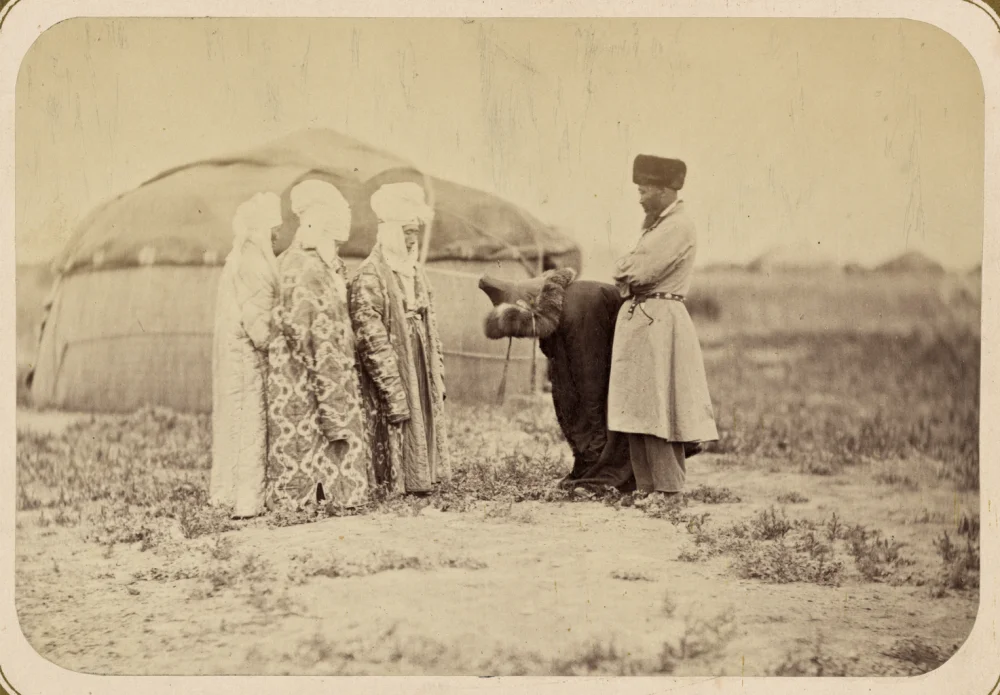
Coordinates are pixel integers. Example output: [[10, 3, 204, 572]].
[[607, 154, 719, 500]]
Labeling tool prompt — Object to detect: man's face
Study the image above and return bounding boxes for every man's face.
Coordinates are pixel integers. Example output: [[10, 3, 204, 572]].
[[638, 185, 666, 214], [403, 223, 422, 253], [638, 184, 678, 218]]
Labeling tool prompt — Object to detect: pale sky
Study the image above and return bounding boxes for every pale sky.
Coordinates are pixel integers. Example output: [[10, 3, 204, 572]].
[[15, 17, 985, 279]]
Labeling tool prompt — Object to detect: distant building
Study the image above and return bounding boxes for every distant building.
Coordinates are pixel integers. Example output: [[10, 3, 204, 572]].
[[874, 251, 945, 275]]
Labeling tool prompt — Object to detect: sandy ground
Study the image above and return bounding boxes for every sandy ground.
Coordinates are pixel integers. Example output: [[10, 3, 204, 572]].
[[14, 409, 979, 677]]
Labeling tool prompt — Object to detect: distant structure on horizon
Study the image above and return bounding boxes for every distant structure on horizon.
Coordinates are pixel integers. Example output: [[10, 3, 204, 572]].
[[873, 250, 946, 276], [697, 248, 972, 277]]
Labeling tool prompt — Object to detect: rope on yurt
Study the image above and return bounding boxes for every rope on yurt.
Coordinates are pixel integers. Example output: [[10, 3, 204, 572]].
[[430, 207, 541, 277], [495, 337, 514, 405], [530, 339, 538, 393], [497, 311, 537, 405]]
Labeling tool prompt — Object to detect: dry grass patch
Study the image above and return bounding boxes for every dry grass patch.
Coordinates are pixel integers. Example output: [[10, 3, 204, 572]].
[[678, 507, 934, 588], [776, 491, 809, 504], [707, 330, 979, 490], [881, 637, 951, 675], [768, 632, 864, 676], [611, 570, 653, 582], [284, 549, 488, 585], [931, 531, 979, 597]]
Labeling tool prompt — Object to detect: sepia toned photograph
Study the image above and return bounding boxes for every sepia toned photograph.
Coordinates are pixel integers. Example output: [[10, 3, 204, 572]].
[[11, 13, 985, 680]]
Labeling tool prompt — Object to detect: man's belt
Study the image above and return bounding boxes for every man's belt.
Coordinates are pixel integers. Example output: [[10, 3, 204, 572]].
[[626, 292, 685, 323], [634, 292, 685, 303]]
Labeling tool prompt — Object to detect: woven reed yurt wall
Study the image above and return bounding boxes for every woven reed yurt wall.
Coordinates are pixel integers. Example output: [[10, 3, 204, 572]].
[[30, 259, 539, 414]]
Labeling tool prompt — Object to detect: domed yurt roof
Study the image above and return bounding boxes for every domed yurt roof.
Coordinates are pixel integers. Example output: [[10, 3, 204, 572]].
[[31, 128, 574, 412], [874, 250, 945, 275], [52, 128, 581, 276]]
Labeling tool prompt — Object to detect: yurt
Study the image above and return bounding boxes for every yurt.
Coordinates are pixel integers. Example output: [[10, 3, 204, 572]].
[[29, 128, 581, 413]]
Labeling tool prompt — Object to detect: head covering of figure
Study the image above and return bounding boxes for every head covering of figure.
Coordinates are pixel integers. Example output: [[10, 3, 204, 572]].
[[289, 179, 353, 266], [231, 191, 283, 271], [369, 181, 434, 305], [232, 192, 283, 251], [632, 155, 687, 190], [631, 154, 687, 233]]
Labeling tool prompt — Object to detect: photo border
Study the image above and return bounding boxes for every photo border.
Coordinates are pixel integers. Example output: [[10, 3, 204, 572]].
[[1, 1, 997, 693]]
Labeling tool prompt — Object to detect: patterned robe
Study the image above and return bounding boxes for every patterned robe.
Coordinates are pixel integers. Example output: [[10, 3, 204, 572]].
[[348, 249, 450, 494], [265, 243, 372, 510]]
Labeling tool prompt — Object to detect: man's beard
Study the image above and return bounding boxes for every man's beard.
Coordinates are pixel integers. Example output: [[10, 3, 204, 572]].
[[641, 201, 663, 228], [641, 198, 663, 213]]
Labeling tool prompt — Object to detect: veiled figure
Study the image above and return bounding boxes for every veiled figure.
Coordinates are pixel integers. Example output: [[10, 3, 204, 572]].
[[210, 192, 283, 518], [348, 182, 450, 495], [265, 179, 372, 511]]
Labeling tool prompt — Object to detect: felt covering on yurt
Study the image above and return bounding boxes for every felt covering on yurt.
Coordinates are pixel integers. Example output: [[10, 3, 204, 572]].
[[52, 128, 581, 274], [31, 129, 580, 413]]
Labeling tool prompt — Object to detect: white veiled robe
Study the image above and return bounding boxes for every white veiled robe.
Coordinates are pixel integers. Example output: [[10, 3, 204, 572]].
[[210, 206, 280, 517]]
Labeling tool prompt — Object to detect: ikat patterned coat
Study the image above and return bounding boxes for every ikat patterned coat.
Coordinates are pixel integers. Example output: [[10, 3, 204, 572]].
[[265, 242, 373, 510]]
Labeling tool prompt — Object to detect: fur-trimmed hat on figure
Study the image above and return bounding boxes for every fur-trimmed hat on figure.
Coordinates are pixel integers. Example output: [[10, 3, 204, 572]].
[[632, 154, 687, 190]]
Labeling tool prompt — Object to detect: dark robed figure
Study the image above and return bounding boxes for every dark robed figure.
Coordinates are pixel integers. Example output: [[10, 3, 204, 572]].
[[478, 268, 635, 491]]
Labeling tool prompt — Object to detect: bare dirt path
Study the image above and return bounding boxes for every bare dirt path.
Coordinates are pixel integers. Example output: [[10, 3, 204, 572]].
[[15, 452, 978, 677]]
